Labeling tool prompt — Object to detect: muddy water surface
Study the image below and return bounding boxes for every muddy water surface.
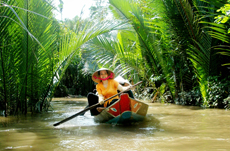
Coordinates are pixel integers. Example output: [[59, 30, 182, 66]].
[[0, 98, 230, 151]]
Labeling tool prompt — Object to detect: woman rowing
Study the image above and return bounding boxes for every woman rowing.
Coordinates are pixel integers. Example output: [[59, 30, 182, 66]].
[[87, 68, 133, 116]]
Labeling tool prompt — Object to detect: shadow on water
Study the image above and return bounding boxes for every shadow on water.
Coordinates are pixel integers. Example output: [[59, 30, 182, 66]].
[[52, 100, 161, 129], [52, 114, 161, 139], [51, 100, 161, 136]]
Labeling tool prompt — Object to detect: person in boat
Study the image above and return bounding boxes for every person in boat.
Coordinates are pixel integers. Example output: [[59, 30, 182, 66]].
[[87, 68, 133, 116], [114, 76, 134, 99]]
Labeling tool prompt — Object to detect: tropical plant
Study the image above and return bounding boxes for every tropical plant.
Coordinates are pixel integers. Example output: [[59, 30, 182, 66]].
[[206, 76, 230, 108], [0, 0, 58, 116], [214, 2, 230, 33], [201, 1, 230, 67], [82, 0, 178, 100], [0, 0, 128, 116], [163, 0, 230, 107], [82, 0, 230, 109]]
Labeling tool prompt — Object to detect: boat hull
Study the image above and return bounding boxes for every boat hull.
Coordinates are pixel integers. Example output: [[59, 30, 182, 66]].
[[94, 93, 149, 124]]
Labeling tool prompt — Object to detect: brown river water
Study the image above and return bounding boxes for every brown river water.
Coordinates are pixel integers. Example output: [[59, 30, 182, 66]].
[[0, 98, 230, 151]]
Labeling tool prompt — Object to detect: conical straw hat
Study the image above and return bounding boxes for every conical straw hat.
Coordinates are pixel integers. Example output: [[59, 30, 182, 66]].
[[92, 68, 115, 83]]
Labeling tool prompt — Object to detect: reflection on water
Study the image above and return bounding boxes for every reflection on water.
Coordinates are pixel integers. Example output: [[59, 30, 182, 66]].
[[0, 98, 230, 151]]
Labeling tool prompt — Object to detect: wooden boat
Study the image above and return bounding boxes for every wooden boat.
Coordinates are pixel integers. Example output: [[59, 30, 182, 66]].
[[94, 93, 149, 124]]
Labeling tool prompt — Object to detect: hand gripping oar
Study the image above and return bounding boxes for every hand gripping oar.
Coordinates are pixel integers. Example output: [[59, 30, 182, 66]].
[[53, 81, 143, 126]]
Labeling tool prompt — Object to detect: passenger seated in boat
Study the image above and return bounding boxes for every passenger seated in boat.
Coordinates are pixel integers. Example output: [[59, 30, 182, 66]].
[[114, 76, 134, 99], [87, 68, 132, 116]]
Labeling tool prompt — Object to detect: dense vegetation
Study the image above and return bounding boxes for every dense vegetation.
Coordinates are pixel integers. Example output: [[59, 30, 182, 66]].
[[1, 0, 230, 117]]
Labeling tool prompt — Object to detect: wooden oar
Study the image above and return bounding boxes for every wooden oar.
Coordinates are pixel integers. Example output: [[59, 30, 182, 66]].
[[53, 81, 143, 126]]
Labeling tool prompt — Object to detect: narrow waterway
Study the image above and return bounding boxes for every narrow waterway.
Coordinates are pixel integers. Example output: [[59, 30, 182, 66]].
[[0, 98, 230, 151]]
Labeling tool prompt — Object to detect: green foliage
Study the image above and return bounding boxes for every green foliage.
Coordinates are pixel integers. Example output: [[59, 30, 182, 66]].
[[223, 96, 230, 109], [104, 0, 176, 98], [199, 1, 230, 66], [172, 0, 212, 106], [175, 88, 202, 106], [53, 83, 68, 97], [0, 0, 128, 116], [207, 76, 230, 108], [53, 56, 95, 97], [215, 3, 230, 24], [82, 0, 230, 109], [0, 0, 59, 115]]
